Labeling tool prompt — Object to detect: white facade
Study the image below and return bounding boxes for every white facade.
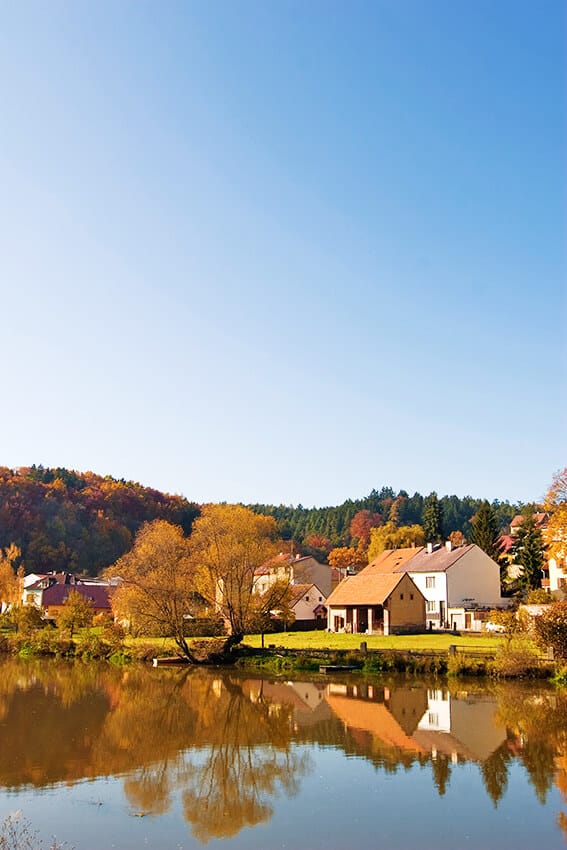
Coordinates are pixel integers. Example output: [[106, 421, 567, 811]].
[[549, 554, 567, 593], [291, 584, 327, 621]]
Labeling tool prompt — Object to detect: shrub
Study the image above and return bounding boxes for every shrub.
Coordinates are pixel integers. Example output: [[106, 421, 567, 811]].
[[489, 640, 543, 678], [183, 617, 226, 637], [534, 600, 567, 659], [526, 588, 552, 604]]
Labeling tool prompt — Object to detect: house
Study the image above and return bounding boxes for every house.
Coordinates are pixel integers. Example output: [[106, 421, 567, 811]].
[[254, 553, 332, 596], [289, 583, 327, 629], [41, 583, 112, 620], [548, 555, 567, 594], [510, 513, 549, 536], [364, 542, 505, 631], [326, 571, 425, 635]]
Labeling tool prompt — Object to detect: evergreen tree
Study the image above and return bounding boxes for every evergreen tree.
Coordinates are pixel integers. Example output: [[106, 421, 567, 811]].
[[470, 501, 503, 563], [513, 510, 546, 592], [422, 492, 443, 542]]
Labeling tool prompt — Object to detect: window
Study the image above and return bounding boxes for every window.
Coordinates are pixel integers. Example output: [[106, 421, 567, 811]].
[[428, 712, 439, 727], [319, 596, 323, 602], [426, 600, 437, 613], [426, 576, 436, 589], [305, 595, 309, 602], [400, 593, 404, 600], [410, 593, 414, 600]]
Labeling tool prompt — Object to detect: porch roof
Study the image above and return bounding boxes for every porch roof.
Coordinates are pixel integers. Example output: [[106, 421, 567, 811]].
[[326, 572, 404, 606]]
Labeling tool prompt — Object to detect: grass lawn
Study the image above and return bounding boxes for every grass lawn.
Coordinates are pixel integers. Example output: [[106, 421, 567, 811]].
[[242, 631, 506, 652]]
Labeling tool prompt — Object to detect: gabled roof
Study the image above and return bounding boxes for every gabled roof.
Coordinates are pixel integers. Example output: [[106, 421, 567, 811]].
[[42, 584, 111, 609], [394, 544, 475, 573], [326, 572, 406, 607], [366, 548, 424, 574], [290, 583, 326, 607]]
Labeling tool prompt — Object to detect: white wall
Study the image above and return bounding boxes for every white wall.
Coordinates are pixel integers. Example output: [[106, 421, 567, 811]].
[[293, 585, 326, 621], [409, 572, 448, 622], [447, 548, 501, 607], [549, 555, 567, 592]]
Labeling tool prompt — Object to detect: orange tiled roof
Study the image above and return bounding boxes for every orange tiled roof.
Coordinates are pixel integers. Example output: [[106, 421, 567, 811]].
[[326, 572, 404, 606]]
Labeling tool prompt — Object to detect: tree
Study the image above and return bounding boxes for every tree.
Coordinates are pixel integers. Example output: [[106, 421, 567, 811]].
[[422, 492, 443, 543], [57, 590, 95, 637], [470, 501, 504, 563], [0, 545, 23, 610], [189, 505, 281, 651], [328, 547, 365, 574], [107, 520, 197, 658], [448, 530, 466, 547], [513, 509, 546, 592], [349, 510, 382, 547], [367, 522, 425, 561], [534, 600, 567, 658], [543, 467, 567, 564]]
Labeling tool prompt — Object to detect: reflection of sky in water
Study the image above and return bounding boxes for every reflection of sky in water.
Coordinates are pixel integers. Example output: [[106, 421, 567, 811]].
[[0, 662, 566, 849]]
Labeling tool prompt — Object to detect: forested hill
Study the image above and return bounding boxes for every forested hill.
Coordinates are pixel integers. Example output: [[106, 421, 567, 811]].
[[0, 466, 199, 575], [248, 487, 519, 551]]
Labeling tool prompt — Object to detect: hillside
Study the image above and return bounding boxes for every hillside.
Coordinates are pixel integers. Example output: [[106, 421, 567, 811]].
[[0, 466, 199, 575]]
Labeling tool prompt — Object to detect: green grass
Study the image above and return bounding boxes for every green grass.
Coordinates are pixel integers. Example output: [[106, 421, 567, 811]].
[[242, 631, 506, 652]]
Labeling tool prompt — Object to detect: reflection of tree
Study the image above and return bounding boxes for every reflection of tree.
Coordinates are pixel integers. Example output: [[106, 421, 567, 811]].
[[480, 742, 512, 806], [180, 676, 310, 843], [431, 755, 451, 796]]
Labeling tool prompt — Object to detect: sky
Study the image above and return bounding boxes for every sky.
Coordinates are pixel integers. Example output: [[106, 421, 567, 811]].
[[1, 1, 565, 508]]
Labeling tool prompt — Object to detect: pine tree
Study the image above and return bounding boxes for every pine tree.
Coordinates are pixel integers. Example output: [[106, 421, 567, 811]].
[[470, 501, 503, 563], [422, 492, 443, 543], [513, 510, 546, 592]]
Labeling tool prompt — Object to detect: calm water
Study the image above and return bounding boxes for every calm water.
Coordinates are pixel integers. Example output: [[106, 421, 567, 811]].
[[0, 658, 565, 849]]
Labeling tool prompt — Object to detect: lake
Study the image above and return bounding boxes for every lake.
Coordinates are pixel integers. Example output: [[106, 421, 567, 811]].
[[0, 657, 565, 849]]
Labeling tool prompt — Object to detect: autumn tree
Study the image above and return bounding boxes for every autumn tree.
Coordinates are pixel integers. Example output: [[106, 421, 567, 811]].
[[367, 522, 425, 561], [448, 530, 466, 547], [57, 590, 95, 637], [470, 501, 504, 563], [349, 510, 382, 547], [543, 467, 567, 565], [107, 520, 197, 659], [534, 600, 567, 658], [422, 492, 443, 543], [328, 547, 365, 575], [189, 505, 281, 651], [0, 545, 23, 609]]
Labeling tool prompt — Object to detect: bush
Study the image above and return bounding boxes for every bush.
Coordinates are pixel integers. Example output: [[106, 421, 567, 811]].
[[534, 600, 567, 659], [489, 640, 543, 678], [183, 617, 226, 637], [447, 652, 486, 677], [526, 588, 552, 604]]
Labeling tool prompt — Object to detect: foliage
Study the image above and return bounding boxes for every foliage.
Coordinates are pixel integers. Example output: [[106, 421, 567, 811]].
[[56, 591, 94, 637], [470, 501, 504, 565], [534, 600, 567, 658], [489, 640, 543, 678], [349, 510, 382, 545], [422, 492, 443, 542], [107, 520, 197, 658], [0, 465, 199, 576], [190, 505, 282, 649], [327, 546, 365, 572], [367, 522, 425, 561], [526, 588, 552, 604], [0, 813, 67, 850], [0, 545, 24, 610], [513, 509, 546, 591], [6, 604, 45, 635], [448, 530, 466, 547], [543, 467, 567, 564]]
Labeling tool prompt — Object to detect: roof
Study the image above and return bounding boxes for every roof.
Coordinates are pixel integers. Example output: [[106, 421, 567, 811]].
[[326, 572, 405, 606], [510, 512, 549, 529], [290, 583, 326, 607], [42, 584, 111, 609], [255, 553, 324, 575], [394, 544, 475, 573], [366, 548, 424, 574]]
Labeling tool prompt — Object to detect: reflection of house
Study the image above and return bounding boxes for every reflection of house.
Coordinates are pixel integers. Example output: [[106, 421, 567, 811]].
[[42, 584, 112, 619], [366, 543, 504, 630], [326, 572, 425, 635], [254, 553, 332, 596], [290, 584, 327, 627]]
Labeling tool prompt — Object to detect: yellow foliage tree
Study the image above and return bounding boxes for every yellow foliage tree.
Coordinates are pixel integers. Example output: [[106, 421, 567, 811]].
[[328, 547, 365, 574], [367, 522, 425, 562], [0, 545, 23, 609], [107, 520, 197, 659], [543, 467, 567, 564], [189, 504, 280, 650]]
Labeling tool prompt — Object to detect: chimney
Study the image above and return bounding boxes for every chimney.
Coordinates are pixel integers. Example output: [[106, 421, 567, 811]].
[[427, 542, 434, 555], [445, 540, 453, 552]]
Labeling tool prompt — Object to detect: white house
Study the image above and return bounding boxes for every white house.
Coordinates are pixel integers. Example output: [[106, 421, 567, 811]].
[[289, 583, 327, 626], [254, 553, 332, 596], [366, 542, 505, 631]]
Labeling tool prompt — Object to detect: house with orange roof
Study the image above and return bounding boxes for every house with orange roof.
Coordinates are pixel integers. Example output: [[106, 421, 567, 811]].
[[326, 571, 425, 635], [364, 541, 504, 630]]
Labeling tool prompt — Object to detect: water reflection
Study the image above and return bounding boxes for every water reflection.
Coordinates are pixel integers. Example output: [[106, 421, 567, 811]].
[[0, 659, 566, 842]]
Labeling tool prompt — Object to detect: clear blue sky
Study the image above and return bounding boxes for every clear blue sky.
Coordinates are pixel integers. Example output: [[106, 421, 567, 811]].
[[1, 1, 565, 508]]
